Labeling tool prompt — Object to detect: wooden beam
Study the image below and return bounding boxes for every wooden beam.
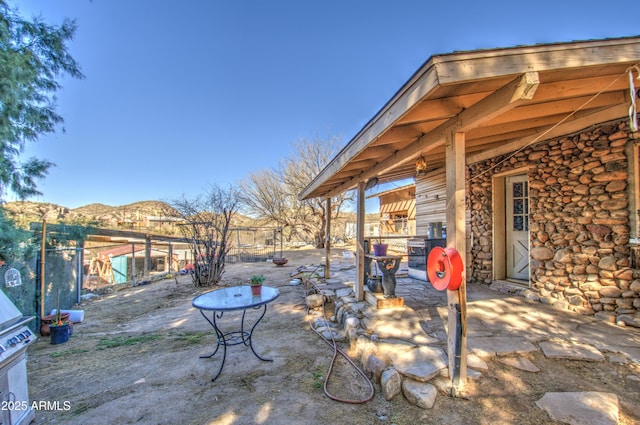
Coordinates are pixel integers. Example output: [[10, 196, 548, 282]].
[[467, 117, 566, 142], [325, 197, 331, 279], [446, 131, 467, 396], [352, 145, 397, 161], [371, 126, 422, 145], [322, 72, 540, 198], [433, 39, 640, 85], [476, 91, 625, 128], [355, 182, 366, 301], [532, 73, 630, 102], [397, 92, 491, 125], [407, 118, 450, 136], [454, 71, 539, 129], [466, 102, 629, 164]]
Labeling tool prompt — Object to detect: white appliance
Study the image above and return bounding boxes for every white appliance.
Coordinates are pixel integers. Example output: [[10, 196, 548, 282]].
[[0, 290, 36, 425]]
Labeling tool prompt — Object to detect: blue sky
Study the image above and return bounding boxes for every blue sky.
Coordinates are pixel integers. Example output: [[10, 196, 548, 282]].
[[13, 0, 640, 209]]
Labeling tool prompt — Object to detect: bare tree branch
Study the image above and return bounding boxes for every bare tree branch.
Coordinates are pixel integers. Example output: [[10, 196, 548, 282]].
[[239, 136, 353, 248], [167, 184, 240, 287]]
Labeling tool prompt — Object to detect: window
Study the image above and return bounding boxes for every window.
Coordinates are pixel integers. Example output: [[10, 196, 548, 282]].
[[511, 181, 529, 231], [633, 143, 640, 240], [391, 212, 408, 233]]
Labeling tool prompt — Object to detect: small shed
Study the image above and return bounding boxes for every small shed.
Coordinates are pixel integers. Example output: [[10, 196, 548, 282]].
[[368, 184, 416, 236], [90, 245, 174, 284]]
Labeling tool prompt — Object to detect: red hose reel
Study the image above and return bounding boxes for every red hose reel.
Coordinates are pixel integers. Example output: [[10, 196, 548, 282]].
[[427, 246, 463, 291]]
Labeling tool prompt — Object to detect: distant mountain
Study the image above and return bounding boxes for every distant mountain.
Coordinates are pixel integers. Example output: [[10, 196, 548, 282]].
[[2, 201, 356, 243], [3, 200, 177, 229], [2, 200, 260, 234], [2, 201, 70, 223]]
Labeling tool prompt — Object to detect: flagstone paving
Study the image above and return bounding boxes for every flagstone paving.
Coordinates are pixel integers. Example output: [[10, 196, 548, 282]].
[[535, 392, 620, 425], [311, 260, 640, 420]]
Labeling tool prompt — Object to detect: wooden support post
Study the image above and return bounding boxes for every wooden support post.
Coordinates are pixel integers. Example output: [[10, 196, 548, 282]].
[[355, 182, 366, 301], [76, 242, 84, 303], [144, 236, 151, 278], [39, 219, 46, 320], [325, 197, 331, 279], [446, 131, 467, 396], [273, 229, 277, 258]]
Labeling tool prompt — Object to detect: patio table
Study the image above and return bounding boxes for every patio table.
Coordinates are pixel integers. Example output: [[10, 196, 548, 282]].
[[192, 285, 280, 382]]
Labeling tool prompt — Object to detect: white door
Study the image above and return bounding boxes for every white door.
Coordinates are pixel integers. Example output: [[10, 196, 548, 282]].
[[506, 175, 529, 280]]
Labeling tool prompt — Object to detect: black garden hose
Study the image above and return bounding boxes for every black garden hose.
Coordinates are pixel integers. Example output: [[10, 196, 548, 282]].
[[297, 271, 375, 404]]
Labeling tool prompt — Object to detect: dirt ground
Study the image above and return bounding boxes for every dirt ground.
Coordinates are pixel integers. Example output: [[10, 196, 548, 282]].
[[26, 247, 640, 425]]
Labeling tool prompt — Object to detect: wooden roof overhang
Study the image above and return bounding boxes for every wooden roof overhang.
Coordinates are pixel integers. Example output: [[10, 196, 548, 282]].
[[299, 36, 640, 201]]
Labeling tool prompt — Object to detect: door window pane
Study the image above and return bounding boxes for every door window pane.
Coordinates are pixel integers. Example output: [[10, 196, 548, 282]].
[[513, 199, 523, 214], [512, 180, 529, 232], [514, 216, 523, 231], [513, 182, 523, 198]]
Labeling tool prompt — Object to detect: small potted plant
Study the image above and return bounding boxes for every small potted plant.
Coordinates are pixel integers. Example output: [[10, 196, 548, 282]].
[[49, 310, 71, 345], [250, 275, 265, 296], [49, 290, 71, 344], [40, 310, 70, 336]]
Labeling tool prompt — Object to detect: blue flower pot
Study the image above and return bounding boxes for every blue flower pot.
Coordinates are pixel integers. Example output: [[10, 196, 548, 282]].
[[50, 324, 70, 345]]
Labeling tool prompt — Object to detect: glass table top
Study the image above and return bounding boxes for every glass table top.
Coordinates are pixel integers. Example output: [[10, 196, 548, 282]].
[[192, 286, 280, 311]]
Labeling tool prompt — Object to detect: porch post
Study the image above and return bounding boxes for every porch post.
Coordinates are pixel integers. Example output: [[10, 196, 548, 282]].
[[355, 182, 366, 301], [76, 242, 84, 304], [325, 197, 331, 279], [446, 131, 467, 395]]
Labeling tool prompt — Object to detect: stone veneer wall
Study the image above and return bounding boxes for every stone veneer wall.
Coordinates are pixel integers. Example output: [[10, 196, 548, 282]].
[[468, 119, 640, 319]]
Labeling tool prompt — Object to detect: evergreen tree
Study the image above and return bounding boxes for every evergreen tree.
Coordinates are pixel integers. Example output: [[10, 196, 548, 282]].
[[0, 0, 83, 200], [0, 207, 33, 263]]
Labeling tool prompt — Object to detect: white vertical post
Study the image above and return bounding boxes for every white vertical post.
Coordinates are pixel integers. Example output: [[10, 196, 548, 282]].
[[446, 131, 467, 395], [325, 197, 332, 279], [131, 243, 137, 286], [144, 237, 151, 277], [355, 182, 366, 301]]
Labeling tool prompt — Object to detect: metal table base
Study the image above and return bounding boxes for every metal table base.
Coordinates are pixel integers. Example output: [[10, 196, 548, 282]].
[[198, 304, 272, 382], [192, 285, 280, 382]]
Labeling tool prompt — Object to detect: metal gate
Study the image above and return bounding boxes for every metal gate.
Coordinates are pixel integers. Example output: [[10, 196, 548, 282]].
[[225, 227, 282, 263]]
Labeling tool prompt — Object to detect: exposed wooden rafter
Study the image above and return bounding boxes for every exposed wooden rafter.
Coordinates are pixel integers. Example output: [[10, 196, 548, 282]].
[[322, 72, 540, 198], [466, 102, 629, 164]]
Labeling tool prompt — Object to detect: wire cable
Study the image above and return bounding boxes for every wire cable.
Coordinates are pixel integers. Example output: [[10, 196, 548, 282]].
[[469, 63, 640, 182]]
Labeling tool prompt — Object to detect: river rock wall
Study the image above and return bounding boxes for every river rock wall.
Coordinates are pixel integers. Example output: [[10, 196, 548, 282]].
[[468, 120, 640, 320]]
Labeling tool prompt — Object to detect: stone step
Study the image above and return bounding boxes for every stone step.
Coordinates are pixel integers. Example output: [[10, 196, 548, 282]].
[[364, 290, 405, 309]]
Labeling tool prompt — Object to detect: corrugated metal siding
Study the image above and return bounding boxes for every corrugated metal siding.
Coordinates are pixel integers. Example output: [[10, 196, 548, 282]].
[[111, 255, 128, 284], [380, 199, 414, 215], [415, 167, 473, 281], [415, 169, 446, 235]]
